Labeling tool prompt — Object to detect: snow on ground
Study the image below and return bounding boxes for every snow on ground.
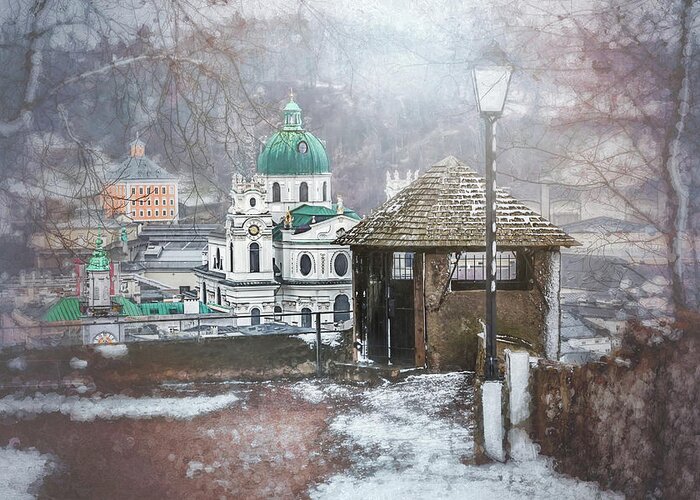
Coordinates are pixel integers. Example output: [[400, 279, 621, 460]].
[[290, 379, 355, 404], [95, 344, 128, 358], [311, 372, 623, 500], [0, 392, 239, 422], [296, 332, 343, 349], [0, 446, 55, 499]]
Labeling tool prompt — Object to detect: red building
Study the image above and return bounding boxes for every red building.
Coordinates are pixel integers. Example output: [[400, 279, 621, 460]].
[[103, 139, 179, 223]]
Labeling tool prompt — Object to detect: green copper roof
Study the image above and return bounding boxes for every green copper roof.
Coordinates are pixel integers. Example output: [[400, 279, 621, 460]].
[[139, 301, 212, 315], [257, 98, 330, 176], [273, 204, 361, 240], [86, 231, 110, 272], [43, 297, 82, 322], [114, 295, 142, 316]]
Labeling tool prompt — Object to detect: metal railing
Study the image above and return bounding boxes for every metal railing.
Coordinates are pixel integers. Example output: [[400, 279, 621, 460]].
[[0, 309, 353, 376]]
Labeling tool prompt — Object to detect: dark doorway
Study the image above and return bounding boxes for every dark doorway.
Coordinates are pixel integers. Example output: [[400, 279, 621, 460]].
[[355, 251, 415, 364], [389, 252, 415, 364]]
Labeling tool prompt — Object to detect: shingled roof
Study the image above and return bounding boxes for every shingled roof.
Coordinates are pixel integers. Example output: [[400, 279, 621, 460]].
[[335, 156, 579, 249]]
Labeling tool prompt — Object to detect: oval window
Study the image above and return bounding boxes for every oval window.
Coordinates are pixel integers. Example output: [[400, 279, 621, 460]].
[[249, 197, 257, 207], [300, 254, 312, 276], [298, 141, 308, 154], [334, 254, 348, 276]]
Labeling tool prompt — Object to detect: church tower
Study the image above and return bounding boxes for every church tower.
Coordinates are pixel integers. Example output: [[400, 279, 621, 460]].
[[86, 231, 111, 314]]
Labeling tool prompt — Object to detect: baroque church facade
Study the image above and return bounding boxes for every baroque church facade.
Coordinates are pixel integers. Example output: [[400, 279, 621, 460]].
[[194, 96, 361, 327]]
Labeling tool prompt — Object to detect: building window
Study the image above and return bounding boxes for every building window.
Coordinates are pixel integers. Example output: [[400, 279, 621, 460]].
[[216, 287, 221, 305], [140, 210, 144, 217], [131, 187, 135, 195], [169, 185, 174, 194], [170, 209, 174, 216], [322, 182, 327, 201], [250, 308, 261, 326], [170, 199, 174, 205], [162, 185, 166, 193], [155, 210, 159, 216], [334, 295, 350, 322], [299, 254, 312, 276], [147, 187, 151, 194], [272, 182, 281, 202], [392, 252, 414, 280], [250, 197, 256, 207], [201, 282, 207, 303], [140, 200, 144, 206], [334, 253, 349, 276], [131, 200, 135, 205], [139, 187, 144, 195], [147, 209, 151, 216], [299, 182, 308, 202], [451, 251, 529, 291], [249, 242, 260, 273], [155, 199, 159, 205], [274, 305, 282, 322], [301, 308, 312, 328], [155, 187, 159, 194], [147, 199, 151, 205], [229, 243, 234, 272], [298, 141, 308, 154], [214, 248, 222, 270]]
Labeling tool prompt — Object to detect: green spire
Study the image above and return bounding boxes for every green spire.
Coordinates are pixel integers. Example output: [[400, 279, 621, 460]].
[[282, 90, 303, 131], [86, 229, 111, 272]]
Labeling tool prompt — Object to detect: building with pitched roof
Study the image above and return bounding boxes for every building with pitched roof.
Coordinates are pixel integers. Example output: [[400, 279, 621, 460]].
[[102, 138, 179, 223], [194, 95, 361, 326], [336, 156, 579, 370]]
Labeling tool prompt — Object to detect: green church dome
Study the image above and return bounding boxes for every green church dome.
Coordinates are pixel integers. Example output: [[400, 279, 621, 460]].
[[257, 96, 330, 176]]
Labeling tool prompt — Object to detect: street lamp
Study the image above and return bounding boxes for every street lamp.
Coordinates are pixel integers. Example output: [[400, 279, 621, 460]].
[[472, 50, 512, 381]]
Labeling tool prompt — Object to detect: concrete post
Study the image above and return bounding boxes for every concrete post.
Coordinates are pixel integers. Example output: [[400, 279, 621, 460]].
[[482, 380, 505, 462]]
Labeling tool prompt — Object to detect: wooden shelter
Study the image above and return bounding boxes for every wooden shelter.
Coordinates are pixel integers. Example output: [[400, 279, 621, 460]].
[[336, 156, 579, 369]]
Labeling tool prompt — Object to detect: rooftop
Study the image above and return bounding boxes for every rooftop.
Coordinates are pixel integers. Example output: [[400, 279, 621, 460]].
[[335, 156, 579, 249], [272, 203, 361, 240]]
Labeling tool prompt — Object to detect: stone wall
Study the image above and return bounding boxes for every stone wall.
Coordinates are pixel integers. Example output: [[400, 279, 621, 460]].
[[423, 250, 555, 371], [0, 331, 353, 394], [529, 319, 699, 499]]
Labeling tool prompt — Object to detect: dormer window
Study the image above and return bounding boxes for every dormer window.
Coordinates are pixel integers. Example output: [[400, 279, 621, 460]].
[[298, 141, 308, 154], [249, 197, 257, 207]]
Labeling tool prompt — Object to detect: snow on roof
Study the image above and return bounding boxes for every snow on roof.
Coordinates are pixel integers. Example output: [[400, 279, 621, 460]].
[[336, 156, 579, 249]]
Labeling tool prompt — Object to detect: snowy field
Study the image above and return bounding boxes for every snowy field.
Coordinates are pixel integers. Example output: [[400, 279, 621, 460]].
[[0, 373, 623, 499], [302, 373, 623, 499]]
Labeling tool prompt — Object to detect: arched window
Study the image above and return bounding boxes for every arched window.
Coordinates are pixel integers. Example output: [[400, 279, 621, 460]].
[[201, 282, 207, 303], [334, 295, 350, 322], [229, 243, 234, 272], [322, 182, 327, 201], [274, 305, 283, 322], [299, 182, 308, 202], [334, 253, 349, 276], [301, 308, 312, 328], [250, 307, 261, 326], [216, 287, 221, 305], [300, 254, 312, 276], [214, 248, 221, 270], [272, 182, 281, 202], [249, 242, 260, 273]]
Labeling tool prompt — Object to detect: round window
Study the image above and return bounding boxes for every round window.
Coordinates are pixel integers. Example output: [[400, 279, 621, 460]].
[[297, 141, 308, 154], [300, 254, 312, 276], [334, 253, 349, 276], [249, 197, 257, 207]]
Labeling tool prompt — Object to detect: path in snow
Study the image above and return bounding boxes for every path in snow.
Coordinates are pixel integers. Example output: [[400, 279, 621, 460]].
[[310, 372, 623, 500]]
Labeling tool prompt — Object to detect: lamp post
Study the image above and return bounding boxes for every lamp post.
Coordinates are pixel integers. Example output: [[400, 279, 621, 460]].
[[472, 56, 512, 381]]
